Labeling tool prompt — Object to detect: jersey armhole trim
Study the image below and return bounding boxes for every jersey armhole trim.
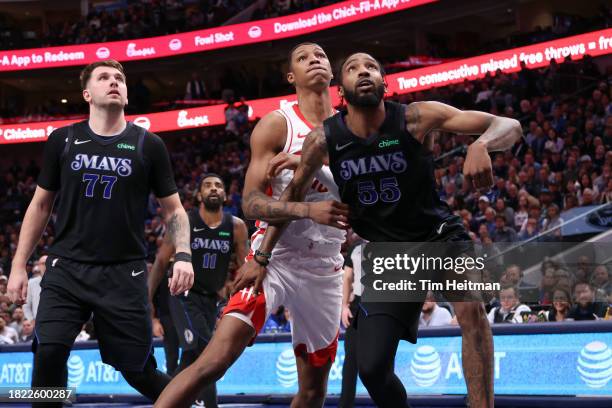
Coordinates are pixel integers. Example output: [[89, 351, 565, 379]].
[[60, 124, 75, 164], [136, 126, 146, 168], [275, 110, 293, 153]]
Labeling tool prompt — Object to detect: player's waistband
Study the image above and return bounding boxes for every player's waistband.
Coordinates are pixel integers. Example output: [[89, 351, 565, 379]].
[[275, 238, 342, 258]]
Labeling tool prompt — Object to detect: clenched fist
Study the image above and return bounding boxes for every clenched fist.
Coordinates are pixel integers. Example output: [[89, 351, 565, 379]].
[[464, 141, 494, 190]]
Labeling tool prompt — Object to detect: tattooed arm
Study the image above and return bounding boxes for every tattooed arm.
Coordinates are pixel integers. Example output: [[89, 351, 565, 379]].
[[406, 101, 521, 149], [158, 193, 194, 295], [232, 128, 349, 294], [256, 128, 349, 254], [159, 194, 191, 253], [241, 111, 314, 223], [405, 101, 522, 189]]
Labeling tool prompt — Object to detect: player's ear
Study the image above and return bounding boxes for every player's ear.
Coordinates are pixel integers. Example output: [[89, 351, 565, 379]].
[[196, 191, 203, 203], [82, 89, 91, 103], [383, 80, 389, 94], [337, 85, 345, 99], [286, 71, 295, 86]]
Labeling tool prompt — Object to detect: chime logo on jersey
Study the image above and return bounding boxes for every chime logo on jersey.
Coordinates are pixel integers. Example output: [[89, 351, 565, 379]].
[[71, 154, 133, 177], [339, 152, 407, 180], [191, 238, 231, 253]]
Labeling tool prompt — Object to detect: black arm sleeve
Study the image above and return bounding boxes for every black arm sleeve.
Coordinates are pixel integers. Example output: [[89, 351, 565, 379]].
[[37, 128, 67, 191], [144, 133, 178, 198]]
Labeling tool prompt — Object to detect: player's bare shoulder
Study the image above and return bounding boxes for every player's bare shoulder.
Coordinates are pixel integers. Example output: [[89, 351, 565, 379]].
[[231, 215, 247, 232], [405, 101, 424, 141], [405, 101, 447, 144], [250, 110, 288, 152]]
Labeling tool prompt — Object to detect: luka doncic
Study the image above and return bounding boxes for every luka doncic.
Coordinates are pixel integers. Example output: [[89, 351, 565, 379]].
[[8, 60, 194, 406]]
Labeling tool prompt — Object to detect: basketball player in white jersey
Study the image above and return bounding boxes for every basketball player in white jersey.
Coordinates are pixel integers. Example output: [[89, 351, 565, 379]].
[[155, 42, 349, 407]]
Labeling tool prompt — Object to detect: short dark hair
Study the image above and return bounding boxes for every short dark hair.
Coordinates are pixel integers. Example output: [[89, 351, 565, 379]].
[[287, 42, 321, 72], [199, 173, 225, 190], [80, 60, 126, 90], [336, 52, 385, 86], [500, 284, 519, 297]]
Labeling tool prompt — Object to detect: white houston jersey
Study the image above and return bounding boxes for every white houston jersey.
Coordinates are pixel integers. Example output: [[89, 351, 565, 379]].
[[250, 102, 345, 254]]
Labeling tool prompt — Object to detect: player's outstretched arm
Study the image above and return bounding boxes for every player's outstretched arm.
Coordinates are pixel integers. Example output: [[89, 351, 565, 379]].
[[8, 186, 56, 305], [406, 101, 523, 189], [407, 101, 522, 150], [158, 193, 194, 295]]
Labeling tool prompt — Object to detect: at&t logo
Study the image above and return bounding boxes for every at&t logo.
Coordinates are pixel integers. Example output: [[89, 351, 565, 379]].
[[276, 348, 297, 388], [578, 341, 612, 388], [410, 345, 441, 387], [67, 355, 85, 387]]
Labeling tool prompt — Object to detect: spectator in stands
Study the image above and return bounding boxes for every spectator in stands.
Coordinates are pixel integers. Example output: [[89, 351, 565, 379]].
[[494, 197, 514, 226], [0, 315, 18, 344], [541, 203, 563, 239], [504, 264, 536, 289], [24, 254, 46, 321], [483, 207, 497, 236], [9, 307, 25, 335], [567, 282, 607, 320], [0, 275, 7, 295], [539, 286, 573, 322], [519, 216, 540, 240], [539, 266, 557, 305], [591, 264, 611, 300], [580, 187, 596, 206], [514, 195, 530, 230], [473, 195, 490, 225], [419, 291, 452, 327], [554, 268, 574, 290], [185, 72, 208, 100], [491, 214, 518, 242], [441, 162, 463, 189], [19, 319, 35, 343], [576, 255, 593, 283], [262, 306, 290, 333], [487, 285, 531, 324]]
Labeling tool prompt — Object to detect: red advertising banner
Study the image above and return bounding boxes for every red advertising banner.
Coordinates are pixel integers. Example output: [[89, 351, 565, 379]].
[[0, 0, 436, 72], [1, 29, 610, 145]]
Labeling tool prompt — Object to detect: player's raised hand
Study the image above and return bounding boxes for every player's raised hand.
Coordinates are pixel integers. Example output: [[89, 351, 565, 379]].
[[307, 200, 350, 229], [231, 259, 267, 296], [169, 260, 194, 296], [7, 268, 28, 305], [463, 141, 494, 190], [266, 152, 301, 179]]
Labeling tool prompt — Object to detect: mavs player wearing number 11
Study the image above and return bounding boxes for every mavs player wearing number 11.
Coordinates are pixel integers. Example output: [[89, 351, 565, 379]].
[[148, 173, 248, 407], [7, 60, 194, 407], [257, 53, 523, 407]]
